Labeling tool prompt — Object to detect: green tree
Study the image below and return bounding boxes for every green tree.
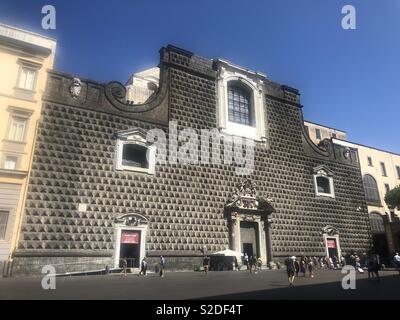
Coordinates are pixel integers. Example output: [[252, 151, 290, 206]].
[[384, 185, 400, 210]]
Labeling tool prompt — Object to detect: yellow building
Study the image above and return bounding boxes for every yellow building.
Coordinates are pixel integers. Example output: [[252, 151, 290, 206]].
[[0, 23, 56, 276]]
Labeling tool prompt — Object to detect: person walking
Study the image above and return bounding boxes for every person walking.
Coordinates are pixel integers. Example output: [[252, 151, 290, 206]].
[[138, 257, 147, 276], [294, 258, 300, 277], [307, 256, 314, 278], [244, 253, 249, 270], [249, 256, 254, 274], [251, 255, 257, 274], [159, 255, 166, 278], [393, 252, 400, 275], [257, 257, 262, 272], [285, 256, 296, 287], [368, 254, 380, 281], [121, 257, 128, 276], [203, 256, 210, 275], [300, 257, 306, 277]]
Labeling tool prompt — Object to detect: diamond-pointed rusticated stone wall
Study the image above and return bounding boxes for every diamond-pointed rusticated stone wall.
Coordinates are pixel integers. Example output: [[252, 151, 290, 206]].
[[12, 45, 371, 275]]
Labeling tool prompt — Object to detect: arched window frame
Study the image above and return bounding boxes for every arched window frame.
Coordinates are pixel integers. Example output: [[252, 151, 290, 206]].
[[313, 165, 335, 198], [216, 61, 266, 142], [363, 174, 381, 206]]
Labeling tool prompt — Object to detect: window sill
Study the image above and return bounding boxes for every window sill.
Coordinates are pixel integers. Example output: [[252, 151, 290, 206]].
[[0, 168, 27, 178], [116, 165, 155, 175], [221, 122, 261, 141], [2, 139, 27, 145], [13, 86, 36, 94], [315, 193, 335, 199]]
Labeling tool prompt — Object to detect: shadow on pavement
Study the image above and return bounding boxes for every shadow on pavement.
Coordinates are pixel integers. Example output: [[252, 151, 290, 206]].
[[198, 275, 400, 300]]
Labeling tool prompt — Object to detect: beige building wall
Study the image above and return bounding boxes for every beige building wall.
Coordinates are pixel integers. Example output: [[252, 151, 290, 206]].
[[334, 139, 400, 219], [304, 120, 347, 145], [0, 23, 56, 274]]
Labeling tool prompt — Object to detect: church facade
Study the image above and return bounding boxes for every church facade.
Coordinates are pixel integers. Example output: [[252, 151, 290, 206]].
[[11, 45, 371, 274]]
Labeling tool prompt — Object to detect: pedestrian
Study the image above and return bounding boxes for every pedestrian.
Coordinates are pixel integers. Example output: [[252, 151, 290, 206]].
[[307, 257, 314, 278], [340, 255, 346, 267], [159, 255, 165, 277], [257, 257, 262, 272], [285, 256, 296, 287], [244, 253, 249, 270], [332, 255, 338, 269], [368, 254, 380, 281], [394, 252, 400, 275], [121, 257, 128, 276], [138, 257, 147, 276], [249, 256, 254, 274], [252, 255, 257, 273], [294, 258, 300, 276], [300, 257, 306, 277], [203, 256, 210, 275], [319, 257, 324, 269]]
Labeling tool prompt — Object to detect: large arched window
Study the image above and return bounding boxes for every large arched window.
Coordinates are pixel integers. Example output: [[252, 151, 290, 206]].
[[227, 81, 254, 126], [363, 174, 381, 206]]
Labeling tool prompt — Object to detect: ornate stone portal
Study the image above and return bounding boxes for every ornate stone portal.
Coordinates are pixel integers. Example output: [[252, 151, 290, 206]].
[[225, 179, 275, 267]]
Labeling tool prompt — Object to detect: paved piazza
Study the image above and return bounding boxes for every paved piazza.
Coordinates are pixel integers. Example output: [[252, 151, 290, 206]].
[[0, 269, 399, 300]]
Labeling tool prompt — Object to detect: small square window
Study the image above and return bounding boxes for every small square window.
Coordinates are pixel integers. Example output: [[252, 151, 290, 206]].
[[4, 156, 18, 170], [8, 116, 27, 142], [18, 67, 37, 91], [115, 129, 156, 174], [0, 211, 9, 240], [332, 133, 336, 138], [367, 157, 373, 167], [315, 128, 321, 140], [314, 170, 335, 198]]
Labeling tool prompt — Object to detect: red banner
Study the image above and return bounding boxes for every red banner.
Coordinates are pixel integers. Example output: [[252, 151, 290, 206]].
[[121, 231, 140, 244], [327, 239, 336, 248]]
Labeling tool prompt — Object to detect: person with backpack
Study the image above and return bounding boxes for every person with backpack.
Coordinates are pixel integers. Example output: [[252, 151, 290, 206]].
[[159, 255, 165, 277], [285, 256, 296, 287]]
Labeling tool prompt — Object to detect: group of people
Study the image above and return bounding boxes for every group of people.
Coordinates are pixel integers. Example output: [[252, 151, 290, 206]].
[[285, 252, 400, 286], [243, 253, 262, 274], [121, 255, 166, 277]]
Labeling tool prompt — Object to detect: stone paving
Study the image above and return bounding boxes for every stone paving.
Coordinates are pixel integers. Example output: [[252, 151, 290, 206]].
[[0, 269, 399, 300]]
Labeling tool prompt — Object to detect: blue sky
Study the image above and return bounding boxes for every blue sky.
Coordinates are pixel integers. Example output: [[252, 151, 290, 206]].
[[1, 0, 399, 152]]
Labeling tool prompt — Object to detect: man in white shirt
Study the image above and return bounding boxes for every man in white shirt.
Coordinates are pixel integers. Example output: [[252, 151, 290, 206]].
[[394, 252, 400, 275]]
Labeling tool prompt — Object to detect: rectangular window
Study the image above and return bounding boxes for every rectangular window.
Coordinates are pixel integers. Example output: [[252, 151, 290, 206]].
[[304, 125, 309, 135], [332, 133, 336, 138], [18, 67, 37, 91], [380, 162, 387, 177], [8, 117, 26, 142], [367, 157, 373, 167], [315, 128, 321, 140], [4, 156, 17, 170], [396, 166, 400, 179], [384, 184, 390, 194], [0, 211, 9, 240]]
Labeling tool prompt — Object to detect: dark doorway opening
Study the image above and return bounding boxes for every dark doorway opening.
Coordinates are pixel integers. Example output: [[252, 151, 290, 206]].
[[326, 238, 338, 258], [240, 220, 260, 259], [243, 243, 254, 257], [119, 230, 141, 268], [371, 233, 389, 265]]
